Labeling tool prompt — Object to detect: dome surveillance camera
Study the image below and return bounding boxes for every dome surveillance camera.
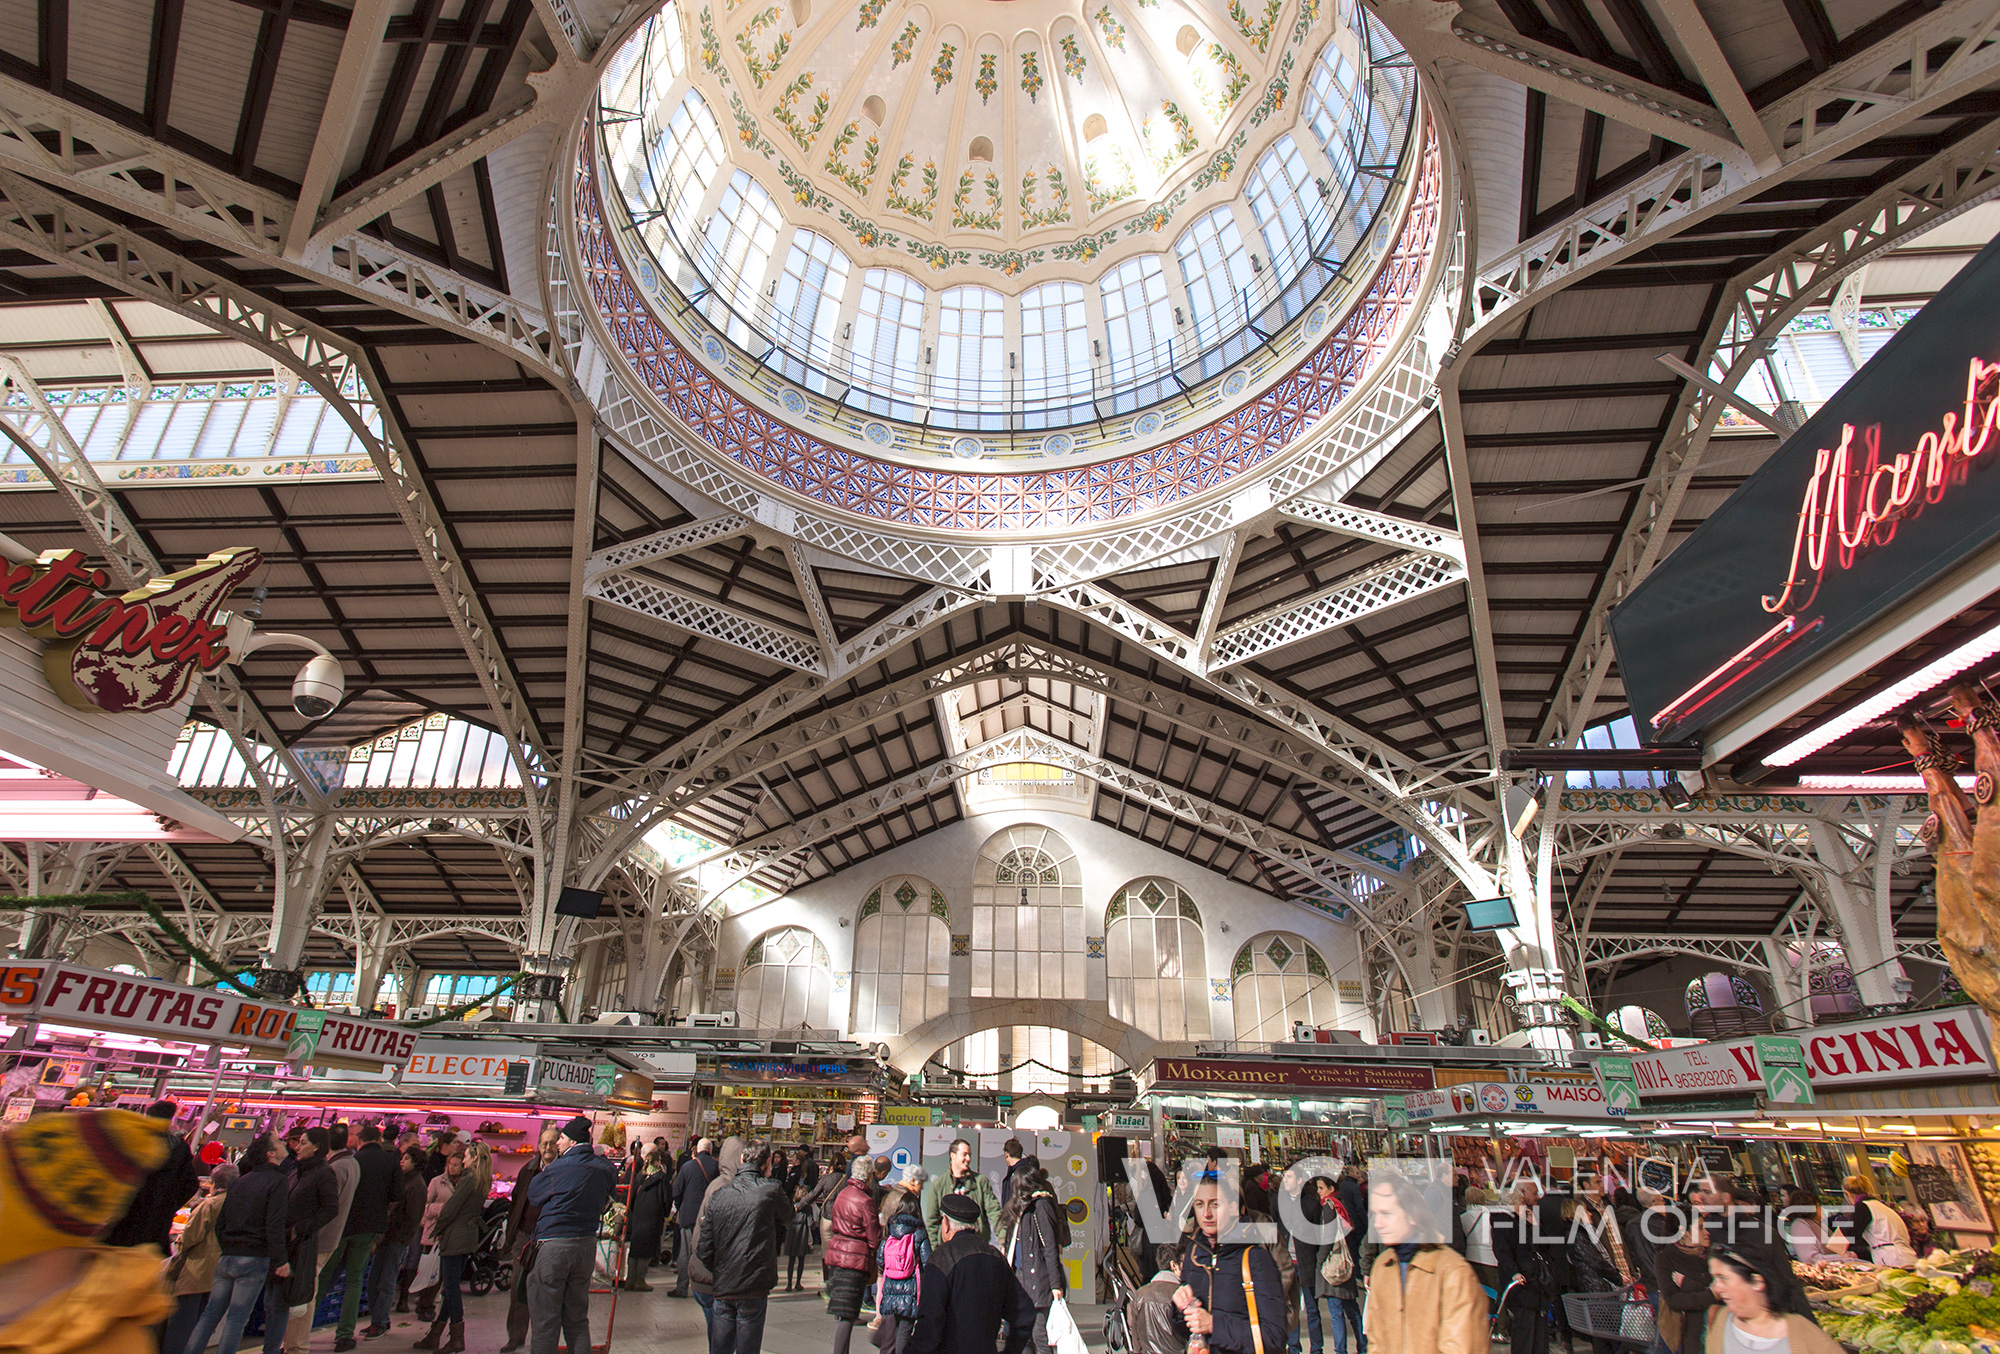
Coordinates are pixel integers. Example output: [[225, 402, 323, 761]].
[[292, 653, 344, 719]]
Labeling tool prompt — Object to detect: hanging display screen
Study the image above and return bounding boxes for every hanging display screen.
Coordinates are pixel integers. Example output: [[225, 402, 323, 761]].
[[1610, 236, 2000, 746]]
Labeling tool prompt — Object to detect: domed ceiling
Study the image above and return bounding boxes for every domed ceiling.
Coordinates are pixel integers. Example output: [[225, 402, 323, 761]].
[[640, 0, 1359, 284]]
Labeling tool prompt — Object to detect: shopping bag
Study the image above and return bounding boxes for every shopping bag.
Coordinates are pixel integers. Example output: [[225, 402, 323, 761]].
[[1047, 1293, 1089, 1354], [412, 1246, 441, 1292]]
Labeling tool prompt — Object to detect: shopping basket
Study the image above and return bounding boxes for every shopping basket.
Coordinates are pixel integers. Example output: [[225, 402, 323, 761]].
[[1562, 1288, 1658, 1347]]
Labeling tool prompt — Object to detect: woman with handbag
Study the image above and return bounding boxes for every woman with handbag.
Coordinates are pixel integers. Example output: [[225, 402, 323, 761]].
[[825, 1155, 884, 1354], [784, 1146, 820, 1292], [1315, 1179, 1365, 1354], [409, 1145, 458, 1324], [1175, 1168, 1288, 1354], [162, 1162, 237, 1354], [1361, 1168, 1487, 1354], [623, 1149, 671, 1292], [420, 1140, 491, 1354], [1000, 1162, 1070, 1354]]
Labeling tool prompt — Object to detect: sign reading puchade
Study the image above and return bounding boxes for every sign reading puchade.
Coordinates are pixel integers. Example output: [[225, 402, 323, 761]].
[[1610, 236, 2000, 746]]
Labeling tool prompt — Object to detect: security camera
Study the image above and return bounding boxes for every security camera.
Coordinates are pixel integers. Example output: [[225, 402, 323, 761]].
[[292, 653, 345, 719]]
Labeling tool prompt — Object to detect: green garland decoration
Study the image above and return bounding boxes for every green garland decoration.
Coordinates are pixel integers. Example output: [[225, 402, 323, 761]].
[[3, 892, 523, 1026], [1559, 994, 1658, 1052]]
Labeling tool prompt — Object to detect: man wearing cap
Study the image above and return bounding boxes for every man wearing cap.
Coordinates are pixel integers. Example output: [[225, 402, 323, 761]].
[[525, 1115, 620, 1354], [909, 1192, 1036, 1354]]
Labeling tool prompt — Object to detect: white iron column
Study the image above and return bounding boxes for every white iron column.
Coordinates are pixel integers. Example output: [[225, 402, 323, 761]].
[[266, 816, 337, 976], [1495, 787, 1572, 1051], [1805, 818, 1902, 1006]]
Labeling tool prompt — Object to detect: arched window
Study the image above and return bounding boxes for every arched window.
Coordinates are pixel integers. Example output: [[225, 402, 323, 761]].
[[1020, 282, 1090, 405], [852, 876, 952, 1036], [1106, 879, 1210, 1041], [1098, 256, 1173, 385], [851, 268, 927, 413], [936, 286, 1006, 415], [772, 230, 851, 374], [1303, 46, 1363, 193], [736, 926, 833, 1029], [1230, 931, 1336, 1042], [1175, 207, 1256, 347], [643, 90, 726, 253], [1245, 135, 1327, 286], [700, 170, 784, 345], [971, 826, 1084, 1000]]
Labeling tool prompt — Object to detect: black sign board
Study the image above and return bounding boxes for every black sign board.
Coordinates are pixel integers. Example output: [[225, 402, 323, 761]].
[[1611, 235, 2000, 746], [1910, 1163, 1966, 1206], [1697, 1144, 1739, 1174], [502, 1060, 529, 1097]]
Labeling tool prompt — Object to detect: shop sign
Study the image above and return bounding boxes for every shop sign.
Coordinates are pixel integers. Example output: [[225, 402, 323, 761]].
[[1402, 1089, 1457, 1121], [1754, 1036, 1815, 1105], [402, 1039, 536, 1086], [535, 1057, 601, 1099], [1594, 1058, 1640, 1113], [0, 962, 413, 1067], [1798, 1008, 1992, 1087], [1105, 1111, 1152, 1135], [702, 1057, 877, 1085], [1337, 980, 1364, 1003], [1611, 235, 2000, 743], [285, 1012, 325, 1067], [1148, 1058, 1435, 1093], [1631, 1009, 1993, 1098], [1383, 1095, 1409, 1129], [881, 1106, 933, 1126], [1427, 1081, 1619, 1119], [1, 547, 262, 713], [1630, 1041, 1764, 1099]]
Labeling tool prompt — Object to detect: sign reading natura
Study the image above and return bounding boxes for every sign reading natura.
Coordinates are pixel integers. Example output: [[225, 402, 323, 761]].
[[0, 546, 260, 713]]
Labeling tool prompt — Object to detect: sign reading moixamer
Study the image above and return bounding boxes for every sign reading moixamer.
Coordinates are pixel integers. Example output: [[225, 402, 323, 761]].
[[1149, 1058, 1436, 1093], [0, 547, 259, 713], [1630, 1009, 1993, 1099], [0, 961, 414, 1067]]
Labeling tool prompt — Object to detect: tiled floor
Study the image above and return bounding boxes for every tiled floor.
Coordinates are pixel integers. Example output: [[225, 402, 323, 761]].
[[281, 1270, 1112, 1352]]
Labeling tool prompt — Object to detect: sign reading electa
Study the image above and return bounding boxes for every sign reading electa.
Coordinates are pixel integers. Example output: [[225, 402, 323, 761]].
[[0, 546, 260, 713]]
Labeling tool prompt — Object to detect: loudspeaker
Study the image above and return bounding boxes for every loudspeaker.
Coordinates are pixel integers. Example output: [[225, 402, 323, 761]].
[[1466, 1028, 1492, 1046], [555, 886, 605, 918]]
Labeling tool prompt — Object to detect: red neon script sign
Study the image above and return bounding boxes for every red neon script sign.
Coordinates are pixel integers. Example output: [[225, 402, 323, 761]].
[[1765, 355, 2000, 615], [0, 546, 260, 713]]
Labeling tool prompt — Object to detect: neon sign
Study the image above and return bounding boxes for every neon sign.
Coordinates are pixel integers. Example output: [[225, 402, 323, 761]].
[[1764, 356, 2000, 616], [0, 546, 260, 713], [1610, 234, 2000, 747]]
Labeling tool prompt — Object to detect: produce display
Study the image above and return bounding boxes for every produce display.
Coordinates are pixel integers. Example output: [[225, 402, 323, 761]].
[[1817, 1251, 2000, 1353], [1801, 1260, 1885, 1291]]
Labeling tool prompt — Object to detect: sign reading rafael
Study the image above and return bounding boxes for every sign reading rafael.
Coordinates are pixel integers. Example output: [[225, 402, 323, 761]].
[[0, 546, 260, 713]]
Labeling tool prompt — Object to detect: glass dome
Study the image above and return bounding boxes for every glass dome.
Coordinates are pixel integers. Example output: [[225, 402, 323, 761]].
[[596, 0, 1416, 437], [1607, 1004, 1671, 1042], [1684, 971, 1769, 1039]]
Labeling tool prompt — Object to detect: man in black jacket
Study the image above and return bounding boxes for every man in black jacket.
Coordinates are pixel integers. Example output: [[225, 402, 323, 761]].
[[909, 1193, 1036, 1354], [181, 1135, 290, 1354], [696, 1142, 796, 1354], [267, 1127, 339, 1354], [364, 1144, 429, 1341], [321, 1122, 398, 1349], [104, 1098, 200, 1251], [526, 1115, 621, 1354], [1493, 1182, 1554, 1354], [671, 1136, 719, 1297]]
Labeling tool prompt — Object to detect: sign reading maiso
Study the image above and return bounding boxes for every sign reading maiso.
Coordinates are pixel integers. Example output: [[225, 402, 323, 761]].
[[1610, 236, 2000, 745]]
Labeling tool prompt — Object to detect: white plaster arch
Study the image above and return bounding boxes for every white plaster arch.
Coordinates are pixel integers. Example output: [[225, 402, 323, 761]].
[[884, 997, 1156, 1077]]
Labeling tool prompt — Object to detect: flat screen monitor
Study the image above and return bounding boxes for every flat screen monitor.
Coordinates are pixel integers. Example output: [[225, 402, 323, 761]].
[[1463, 896, 1518, 931], [555, 886, 604, 918]]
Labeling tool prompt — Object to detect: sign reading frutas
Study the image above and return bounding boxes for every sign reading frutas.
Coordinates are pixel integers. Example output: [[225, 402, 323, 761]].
[[0, 961, 413, 1068], [1610, 235, 2000, 744], [1, 547, 260, 713]]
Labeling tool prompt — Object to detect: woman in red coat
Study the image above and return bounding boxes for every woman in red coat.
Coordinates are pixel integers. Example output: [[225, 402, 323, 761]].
[[824, 1155, 883, 1354]]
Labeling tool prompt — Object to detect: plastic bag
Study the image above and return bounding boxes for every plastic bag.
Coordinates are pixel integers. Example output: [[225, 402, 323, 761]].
[[412, 1246, 441, 1292], [1047, 1293, 1089, 1354]]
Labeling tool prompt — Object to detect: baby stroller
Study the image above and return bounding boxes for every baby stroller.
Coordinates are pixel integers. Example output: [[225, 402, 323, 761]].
[[464, 1197, 515, 1296], [1099, 1243, 1145, 1354]]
